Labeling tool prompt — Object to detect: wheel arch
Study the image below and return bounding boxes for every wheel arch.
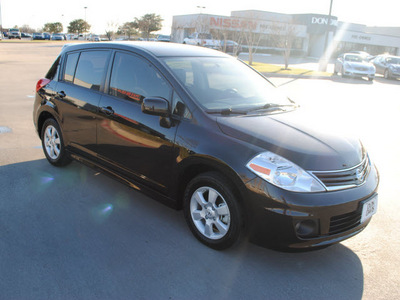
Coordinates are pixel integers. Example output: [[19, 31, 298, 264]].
[[173, 156, 249, 211], [37, 110, 58, 138]]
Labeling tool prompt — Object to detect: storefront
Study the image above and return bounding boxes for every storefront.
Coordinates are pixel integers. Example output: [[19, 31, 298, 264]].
[[171, 10, 400, 57]]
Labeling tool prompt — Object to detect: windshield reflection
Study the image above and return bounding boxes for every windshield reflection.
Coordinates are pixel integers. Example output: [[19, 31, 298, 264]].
[[163, 57, 292, 112]]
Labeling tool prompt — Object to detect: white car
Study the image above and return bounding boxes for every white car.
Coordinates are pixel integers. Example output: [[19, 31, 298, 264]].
[[334, 53, 375, 81]]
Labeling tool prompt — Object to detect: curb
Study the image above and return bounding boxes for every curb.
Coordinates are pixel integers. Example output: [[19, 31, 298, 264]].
[[262, 72, 334, 80]]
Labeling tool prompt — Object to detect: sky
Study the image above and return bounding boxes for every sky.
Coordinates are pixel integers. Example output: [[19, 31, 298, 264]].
[[1, 0, 399, 34]]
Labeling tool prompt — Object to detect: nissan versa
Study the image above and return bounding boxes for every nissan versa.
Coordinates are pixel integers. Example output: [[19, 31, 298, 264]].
[[33, 42, 379, 250]]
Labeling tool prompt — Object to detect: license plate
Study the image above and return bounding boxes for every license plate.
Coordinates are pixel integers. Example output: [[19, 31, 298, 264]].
[[361, 195, 378, 223]]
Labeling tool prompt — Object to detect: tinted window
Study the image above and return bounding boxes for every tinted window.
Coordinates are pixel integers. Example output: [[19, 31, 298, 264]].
[[74, 51, 109, 91], [109, 52, 172, 103], [64, 52, 79, 82]]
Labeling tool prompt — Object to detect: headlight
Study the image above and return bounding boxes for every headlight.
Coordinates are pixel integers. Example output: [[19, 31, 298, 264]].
[[246, 152, 326, 193]]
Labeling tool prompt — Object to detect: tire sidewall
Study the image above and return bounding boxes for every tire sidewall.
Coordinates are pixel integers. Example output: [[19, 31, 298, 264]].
[[183, 172, 243, 250]]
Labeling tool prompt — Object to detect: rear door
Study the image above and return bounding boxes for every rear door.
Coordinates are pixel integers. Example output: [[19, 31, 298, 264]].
[[96, 51, 179, 194], [55, 50, 111, 157]]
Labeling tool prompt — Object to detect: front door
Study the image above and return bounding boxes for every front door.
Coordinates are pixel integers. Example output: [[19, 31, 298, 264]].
[[96, 51, 178, 194]]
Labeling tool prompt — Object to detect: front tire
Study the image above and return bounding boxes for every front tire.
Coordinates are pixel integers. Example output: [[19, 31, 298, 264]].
[[183, 172, 243, 250], [41, 118, 71, 167]]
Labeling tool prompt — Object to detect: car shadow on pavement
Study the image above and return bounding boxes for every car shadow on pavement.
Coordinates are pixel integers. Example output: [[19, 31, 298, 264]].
[[373, 76, 400, 85], [330, 75, 374, 85], [0, 159, 364, 299]]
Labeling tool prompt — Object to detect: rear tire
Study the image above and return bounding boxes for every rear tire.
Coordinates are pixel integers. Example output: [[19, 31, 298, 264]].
[[41, 118, 71, 167], [183, 172, 243, 250]]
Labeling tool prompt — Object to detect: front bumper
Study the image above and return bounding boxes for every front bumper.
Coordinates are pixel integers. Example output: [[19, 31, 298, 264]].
[[343, 68, 375, 79], [243, 164, 379, 249]]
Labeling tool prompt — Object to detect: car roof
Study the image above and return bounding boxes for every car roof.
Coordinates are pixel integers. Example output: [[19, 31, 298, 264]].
[[60, 41, 228, 58]]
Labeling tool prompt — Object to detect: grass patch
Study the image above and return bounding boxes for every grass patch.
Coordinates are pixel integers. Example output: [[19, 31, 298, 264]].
[[245, 61, 332, 77]]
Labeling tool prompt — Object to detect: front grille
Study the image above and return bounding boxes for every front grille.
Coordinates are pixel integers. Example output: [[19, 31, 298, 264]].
[[311, 156, 371, 191], [329, 210, 361, 235]]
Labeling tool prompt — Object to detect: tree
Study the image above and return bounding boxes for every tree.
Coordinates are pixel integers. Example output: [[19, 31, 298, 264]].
[[67, 19, 90, 35], [117, 22, 138, 40], [43, 22, 63, 33], [270, 22, 298, 70], [241, 19, 264, 65], [19, 24, 35, 34], [105, 21, 119, 41], [134, 13, 163, 39]]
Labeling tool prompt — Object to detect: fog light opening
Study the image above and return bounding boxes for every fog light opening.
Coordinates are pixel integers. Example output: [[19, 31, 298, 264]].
[[295, 220, 319, 238]]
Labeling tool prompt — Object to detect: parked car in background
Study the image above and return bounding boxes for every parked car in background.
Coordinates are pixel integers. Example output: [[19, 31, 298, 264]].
[[183, 32, 220, 49], [88, 34, 100, 41], [21, 32, 32, 38], [73, 34, 85, 40], [43, 32, 51, 40], [33, 42, 379, 251], [157, 35, 171, 42], [220, 40, 242, 55], [51, 33, 64, 41], [8, 28, 21, 39], [372, 55, 400, 79], [334, 53, 375, 81], [32, 33, 45, 40]]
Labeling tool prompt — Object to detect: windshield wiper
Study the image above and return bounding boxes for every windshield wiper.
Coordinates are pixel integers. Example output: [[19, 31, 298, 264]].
[[206, 108, 248, 115], [249, 103, 297, 113]]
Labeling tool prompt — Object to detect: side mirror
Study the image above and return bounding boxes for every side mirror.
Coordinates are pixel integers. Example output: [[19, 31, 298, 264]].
[[141, 97, 170, 117]]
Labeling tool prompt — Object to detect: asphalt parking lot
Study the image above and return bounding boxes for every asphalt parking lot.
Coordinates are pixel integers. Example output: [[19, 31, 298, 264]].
[[1, 41, 400, 299]]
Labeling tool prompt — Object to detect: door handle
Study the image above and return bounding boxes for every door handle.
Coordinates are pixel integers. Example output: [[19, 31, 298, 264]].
[[57, 91, 66, 98], [101, 106, 114, 116]]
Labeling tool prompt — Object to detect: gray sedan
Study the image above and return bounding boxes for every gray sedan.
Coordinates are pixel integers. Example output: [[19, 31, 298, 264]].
[[372, 55, 400, 79], [334, 53, 375, 81]]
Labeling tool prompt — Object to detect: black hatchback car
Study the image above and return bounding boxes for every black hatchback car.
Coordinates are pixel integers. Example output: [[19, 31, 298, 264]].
[[33, 42, 379, 250]]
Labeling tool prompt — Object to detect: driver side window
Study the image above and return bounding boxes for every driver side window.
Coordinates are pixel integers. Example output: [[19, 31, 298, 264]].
[[109, 52, 172, 103]]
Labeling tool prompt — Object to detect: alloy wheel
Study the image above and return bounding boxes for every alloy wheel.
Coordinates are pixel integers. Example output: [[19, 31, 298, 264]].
[[189, 186, 231, 240]]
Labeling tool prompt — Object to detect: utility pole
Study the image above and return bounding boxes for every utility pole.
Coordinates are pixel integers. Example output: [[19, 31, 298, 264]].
[[319, 0, 334, 71], [84, 6, 87, 40], [0, 0, 3, 37]]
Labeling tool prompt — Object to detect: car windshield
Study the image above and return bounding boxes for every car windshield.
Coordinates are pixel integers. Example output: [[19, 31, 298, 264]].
[[163, 56, 292, 113], [344, 55, 366, 62], [387, 57, 400, 64]]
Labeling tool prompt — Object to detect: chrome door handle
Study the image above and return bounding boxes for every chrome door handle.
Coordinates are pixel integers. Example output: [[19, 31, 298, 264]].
[[101, 106, 114, 116]]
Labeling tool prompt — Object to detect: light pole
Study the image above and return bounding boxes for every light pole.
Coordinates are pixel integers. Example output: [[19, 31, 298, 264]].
[[84, 6, 87, 40], [319, 0, 334, 72]]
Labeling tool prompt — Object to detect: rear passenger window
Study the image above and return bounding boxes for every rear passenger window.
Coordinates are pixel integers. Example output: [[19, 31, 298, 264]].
[[109, 52, 172, 103], [64, 52, 79, 83], [73, 51, 109, 91]]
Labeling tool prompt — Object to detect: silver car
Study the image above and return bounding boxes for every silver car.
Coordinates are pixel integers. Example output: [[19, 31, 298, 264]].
[[334, 53, 375, 81], [372, 55, 400, 79]]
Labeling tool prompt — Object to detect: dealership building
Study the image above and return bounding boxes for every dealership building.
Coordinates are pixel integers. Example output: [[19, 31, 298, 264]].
[[171, 10, 400, 57]]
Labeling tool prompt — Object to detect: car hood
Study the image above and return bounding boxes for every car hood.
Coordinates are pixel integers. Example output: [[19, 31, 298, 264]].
[[216, 110, 364, 171]]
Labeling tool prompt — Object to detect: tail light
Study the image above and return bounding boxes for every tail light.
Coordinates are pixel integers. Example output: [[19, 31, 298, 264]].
[[36, 78, 51, 92]]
